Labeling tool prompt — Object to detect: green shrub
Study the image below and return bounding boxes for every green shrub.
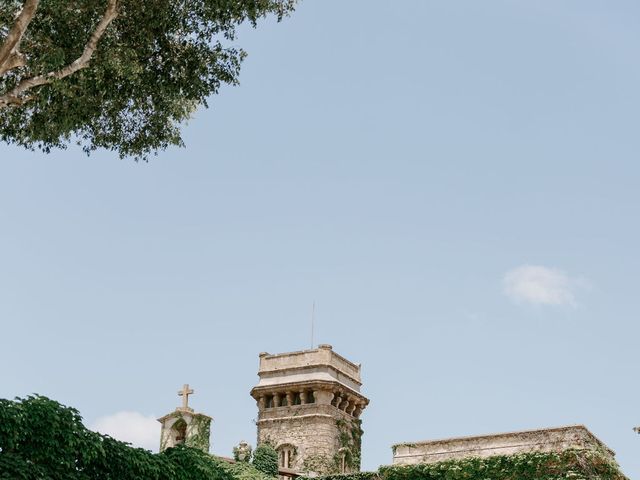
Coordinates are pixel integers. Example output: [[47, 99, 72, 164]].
[[299, 473, 379, 480], [252, 443, 279, 477], [224, 460, 276, 480], [233, 441, 253, 463], [377, 449, 627, 480], [1, 395, 626, 480], [301, 449, 627, 480], [0, 395, 273, 480]]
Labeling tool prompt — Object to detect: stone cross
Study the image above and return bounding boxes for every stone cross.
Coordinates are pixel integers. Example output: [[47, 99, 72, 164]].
[[178, 384, 194, 409]]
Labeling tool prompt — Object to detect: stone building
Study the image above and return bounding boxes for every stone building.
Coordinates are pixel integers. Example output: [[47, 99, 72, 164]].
[[155, 346, 620, 478], [392, 425, 615, 466], [250, 344, 369, 475], [158, 384, 212, 453]]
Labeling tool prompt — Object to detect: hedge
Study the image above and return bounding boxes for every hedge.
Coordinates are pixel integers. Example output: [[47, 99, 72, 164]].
[[0, 395, 271, 480], [1, 396, 628, 480], [301, 448, 627, 480]]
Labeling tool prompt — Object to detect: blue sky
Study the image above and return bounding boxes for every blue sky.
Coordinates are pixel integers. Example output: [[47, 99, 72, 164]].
[[1, 0, 639, 476]]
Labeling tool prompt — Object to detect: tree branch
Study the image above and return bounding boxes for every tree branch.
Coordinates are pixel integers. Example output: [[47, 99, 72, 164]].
[[0, 0, 118, 108], [0, 0, 40, 76]]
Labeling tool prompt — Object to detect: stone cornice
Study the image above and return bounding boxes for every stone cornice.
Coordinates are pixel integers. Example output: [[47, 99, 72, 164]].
[[257, 412, 337, 424], [250, 379, 369, 405], [258, 363, 363, 387]]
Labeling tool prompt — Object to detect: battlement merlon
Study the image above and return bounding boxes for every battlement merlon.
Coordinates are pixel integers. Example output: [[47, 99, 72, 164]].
[[254, 344, 363, 392]]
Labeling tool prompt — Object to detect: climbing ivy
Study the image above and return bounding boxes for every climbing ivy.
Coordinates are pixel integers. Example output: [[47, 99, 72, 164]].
[[301, 449, 627, 480], [163, 446, 233, 480], [159, 410, 211, 453], [299, 417, 364, 476], [303, 454, 336, 475], [233, 441, 253, 463], [186, 414, 212, 452], [391, 443, 415, 456], [223, 459, 274, 480], [2, 395, 627, 480], [335, 417, 363, 472], [252, 443, 279, 477], [300, 473, 379, 480], [381, 449, 626, 480], [0, 395, 272, 480]]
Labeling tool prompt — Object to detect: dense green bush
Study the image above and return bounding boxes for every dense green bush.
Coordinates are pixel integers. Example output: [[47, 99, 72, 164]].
[[378, 449, 627, 480], [224, 460, 276, 480], [233, 441, 253, 463], [300, 473, 379, 480], [0, 395, 271, 480], [252, 443, 279, 477], [302, 449, 627, 480], [1, 395, 628, 480]]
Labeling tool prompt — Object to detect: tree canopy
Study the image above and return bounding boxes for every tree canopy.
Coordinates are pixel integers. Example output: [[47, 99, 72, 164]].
[[0, 0, 295, 160], [0, 395, 629, 480], [252, 443, 279, 477], [0, 394, 276, 479]]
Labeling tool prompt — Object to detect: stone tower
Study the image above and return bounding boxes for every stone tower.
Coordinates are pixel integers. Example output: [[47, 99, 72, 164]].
[[158, 384, 212, 453], [250, 345, 369, 475]]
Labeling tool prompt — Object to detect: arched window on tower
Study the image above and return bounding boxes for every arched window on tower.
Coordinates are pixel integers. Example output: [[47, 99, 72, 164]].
[[172, 418, 188, 445], [277, 444, 296, 469], [338, 447, 351, 474]]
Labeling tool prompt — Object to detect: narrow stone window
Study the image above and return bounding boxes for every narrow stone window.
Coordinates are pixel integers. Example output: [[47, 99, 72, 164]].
[[293, 392, 301, 405], [277, 444, 296, 469], [338, 448, 350, 474], [265, 395, 273, 408]]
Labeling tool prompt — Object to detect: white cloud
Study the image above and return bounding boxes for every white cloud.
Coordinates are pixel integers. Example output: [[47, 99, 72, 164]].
[[91, 411, 160, 451], [503, 265, 584, 306]]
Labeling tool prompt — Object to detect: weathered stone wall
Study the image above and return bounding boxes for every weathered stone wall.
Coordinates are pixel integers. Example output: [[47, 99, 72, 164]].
[[251, 345, 368, 475], [255, 345, 363, 393], [392, 425, 615, 465], [158, 409, 212, 453], [258, 409, 338, 471], [258, 404, 361, 474], [258, 346, 361, 383]]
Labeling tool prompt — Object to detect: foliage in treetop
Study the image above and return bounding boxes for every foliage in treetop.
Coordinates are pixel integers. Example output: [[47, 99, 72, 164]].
[[224, 460, 276, 480], [0, 0, 296, 160], [252, 442, 279, 477], [0, 395, 275, 479], [380, 450, 628, 480], [299, 474, 379, 480], [301, 449, 628, 480]]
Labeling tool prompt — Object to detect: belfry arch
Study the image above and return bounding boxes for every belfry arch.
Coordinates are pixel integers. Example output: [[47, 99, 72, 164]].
[[158, 384, 212, 453]]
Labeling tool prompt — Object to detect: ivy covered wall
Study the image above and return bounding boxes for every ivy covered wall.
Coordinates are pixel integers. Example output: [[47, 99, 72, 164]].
[[0, 395, 629, 480], [299, 416, 364, 475], [300, 449, 628, 480]]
